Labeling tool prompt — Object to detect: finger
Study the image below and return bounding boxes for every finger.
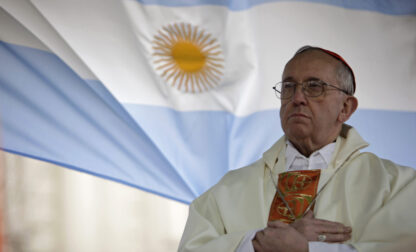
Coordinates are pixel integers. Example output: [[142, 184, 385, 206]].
[[267, 220, 289, 228], [324, 224, 351, 234], [312, 220, 352, 234], [312, 218, 351, 229], [319, 232, 352, 243], [315, 224, 351, 234]]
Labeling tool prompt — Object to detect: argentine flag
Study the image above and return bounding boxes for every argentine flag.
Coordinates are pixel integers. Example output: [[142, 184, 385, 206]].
[[1, 0, 415, 204]]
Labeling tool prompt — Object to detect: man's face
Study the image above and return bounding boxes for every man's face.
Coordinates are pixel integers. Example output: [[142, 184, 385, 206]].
[[280, 50, 346, 146]]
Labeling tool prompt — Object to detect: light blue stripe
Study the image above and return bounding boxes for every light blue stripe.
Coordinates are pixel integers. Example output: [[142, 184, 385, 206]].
[[85, 79, 140, 132], [125, 104, 416, 173], [349, 109, 416, 167], [135, 0, 416, 15], [2, 41, 416, 206], [0, 41, 197, 203]]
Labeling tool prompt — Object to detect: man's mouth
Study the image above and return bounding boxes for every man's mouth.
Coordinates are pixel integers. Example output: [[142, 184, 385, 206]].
[[289, 113, 309, 119]]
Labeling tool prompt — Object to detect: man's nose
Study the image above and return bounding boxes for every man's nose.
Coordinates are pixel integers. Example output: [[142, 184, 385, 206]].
[[291, 84, 307, 104]]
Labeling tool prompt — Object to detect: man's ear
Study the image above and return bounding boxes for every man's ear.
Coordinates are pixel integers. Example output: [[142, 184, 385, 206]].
[[338, 96, 358, 123]]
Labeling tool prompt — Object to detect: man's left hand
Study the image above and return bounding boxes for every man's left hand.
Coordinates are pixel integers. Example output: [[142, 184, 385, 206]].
[[291, 211, 352, 242]]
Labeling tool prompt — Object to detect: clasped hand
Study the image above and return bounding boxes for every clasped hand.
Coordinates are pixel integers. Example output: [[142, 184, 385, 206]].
[[252, 211, 352, 252]]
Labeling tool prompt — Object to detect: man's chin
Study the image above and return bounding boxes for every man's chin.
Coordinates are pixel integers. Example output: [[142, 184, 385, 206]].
[[285, 126, 311, 140]]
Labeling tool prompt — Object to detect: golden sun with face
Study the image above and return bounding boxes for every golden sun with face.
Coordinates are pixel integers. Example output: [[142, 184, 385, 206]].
[[152, 23, 224, 93]]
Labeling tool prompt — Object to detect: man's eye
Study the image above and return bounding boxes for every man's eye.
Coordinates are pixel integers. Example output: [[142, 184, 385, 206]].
[[307, 81, 322, 88], [305, 82, 323, 92], [282, 83, 296, 89]]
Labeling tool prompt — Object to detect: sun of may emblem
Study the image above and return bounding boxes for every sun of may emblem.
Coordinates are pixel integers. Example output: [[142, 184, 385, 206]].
[[152, 23, 224, 93]]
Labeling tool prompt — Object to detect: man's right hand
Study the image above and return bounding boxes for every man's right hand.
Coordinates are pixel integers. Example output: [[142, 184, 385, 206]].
[[253, 221, 308, 252], [290, 210, 352, 242]]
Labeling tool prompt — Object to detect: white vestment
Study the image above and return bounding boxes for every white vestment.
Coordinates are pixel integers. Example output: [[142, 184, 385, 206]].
[[179, 126, 416, 252]]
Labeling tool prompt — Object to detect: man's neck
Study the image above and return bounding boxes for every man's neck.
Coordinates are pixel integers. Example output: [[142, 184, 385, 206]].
[[288, 126, 342, 157], [289, 141, 319, 157], [289, 136, 338, 158]]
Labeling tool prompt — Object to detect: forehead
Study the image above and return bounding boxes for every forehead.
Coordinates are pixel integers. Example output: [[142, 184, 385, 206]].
[[282, 50, 340, 82]]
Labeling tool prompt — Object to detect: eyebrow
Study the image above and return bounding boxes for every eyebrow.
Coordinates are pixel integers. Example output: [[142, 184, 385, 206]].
[[282, 77, 322, 82]]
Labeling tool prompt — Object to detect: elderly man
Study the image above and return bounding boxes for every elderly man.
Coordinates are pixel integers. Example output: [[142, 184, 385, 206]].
[[178, 46, 416, 252]]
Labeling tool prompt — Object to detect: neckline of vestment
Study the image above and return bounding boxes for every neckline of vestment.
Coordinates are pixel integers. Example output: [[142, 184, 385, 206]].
[[263, 124, 369, 176], [285, 140, 336, 171]]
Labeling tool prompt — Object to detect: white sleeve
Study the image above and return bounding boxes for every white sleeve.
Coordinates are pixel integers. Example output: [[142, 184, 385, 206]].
[[309, 242, 357, 252], [235, 230, 260, 252]]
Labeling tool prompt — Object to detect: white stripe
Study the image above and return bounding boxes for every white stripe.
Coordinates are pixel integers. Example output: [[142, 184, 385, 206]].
[[11, 0, 416, 114], [2, 0, 97, 80], [0, 8, 48, 51]]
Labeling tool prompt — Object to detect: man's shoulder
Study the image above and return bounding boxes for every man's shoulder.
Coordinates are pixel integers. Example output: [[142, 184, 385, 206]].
[[218, 137, 286, 186], [217, 158, 265, 187], [355, 151, 413, 168], [348, 151, 416, 179], [193, 158, 266, 203]]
